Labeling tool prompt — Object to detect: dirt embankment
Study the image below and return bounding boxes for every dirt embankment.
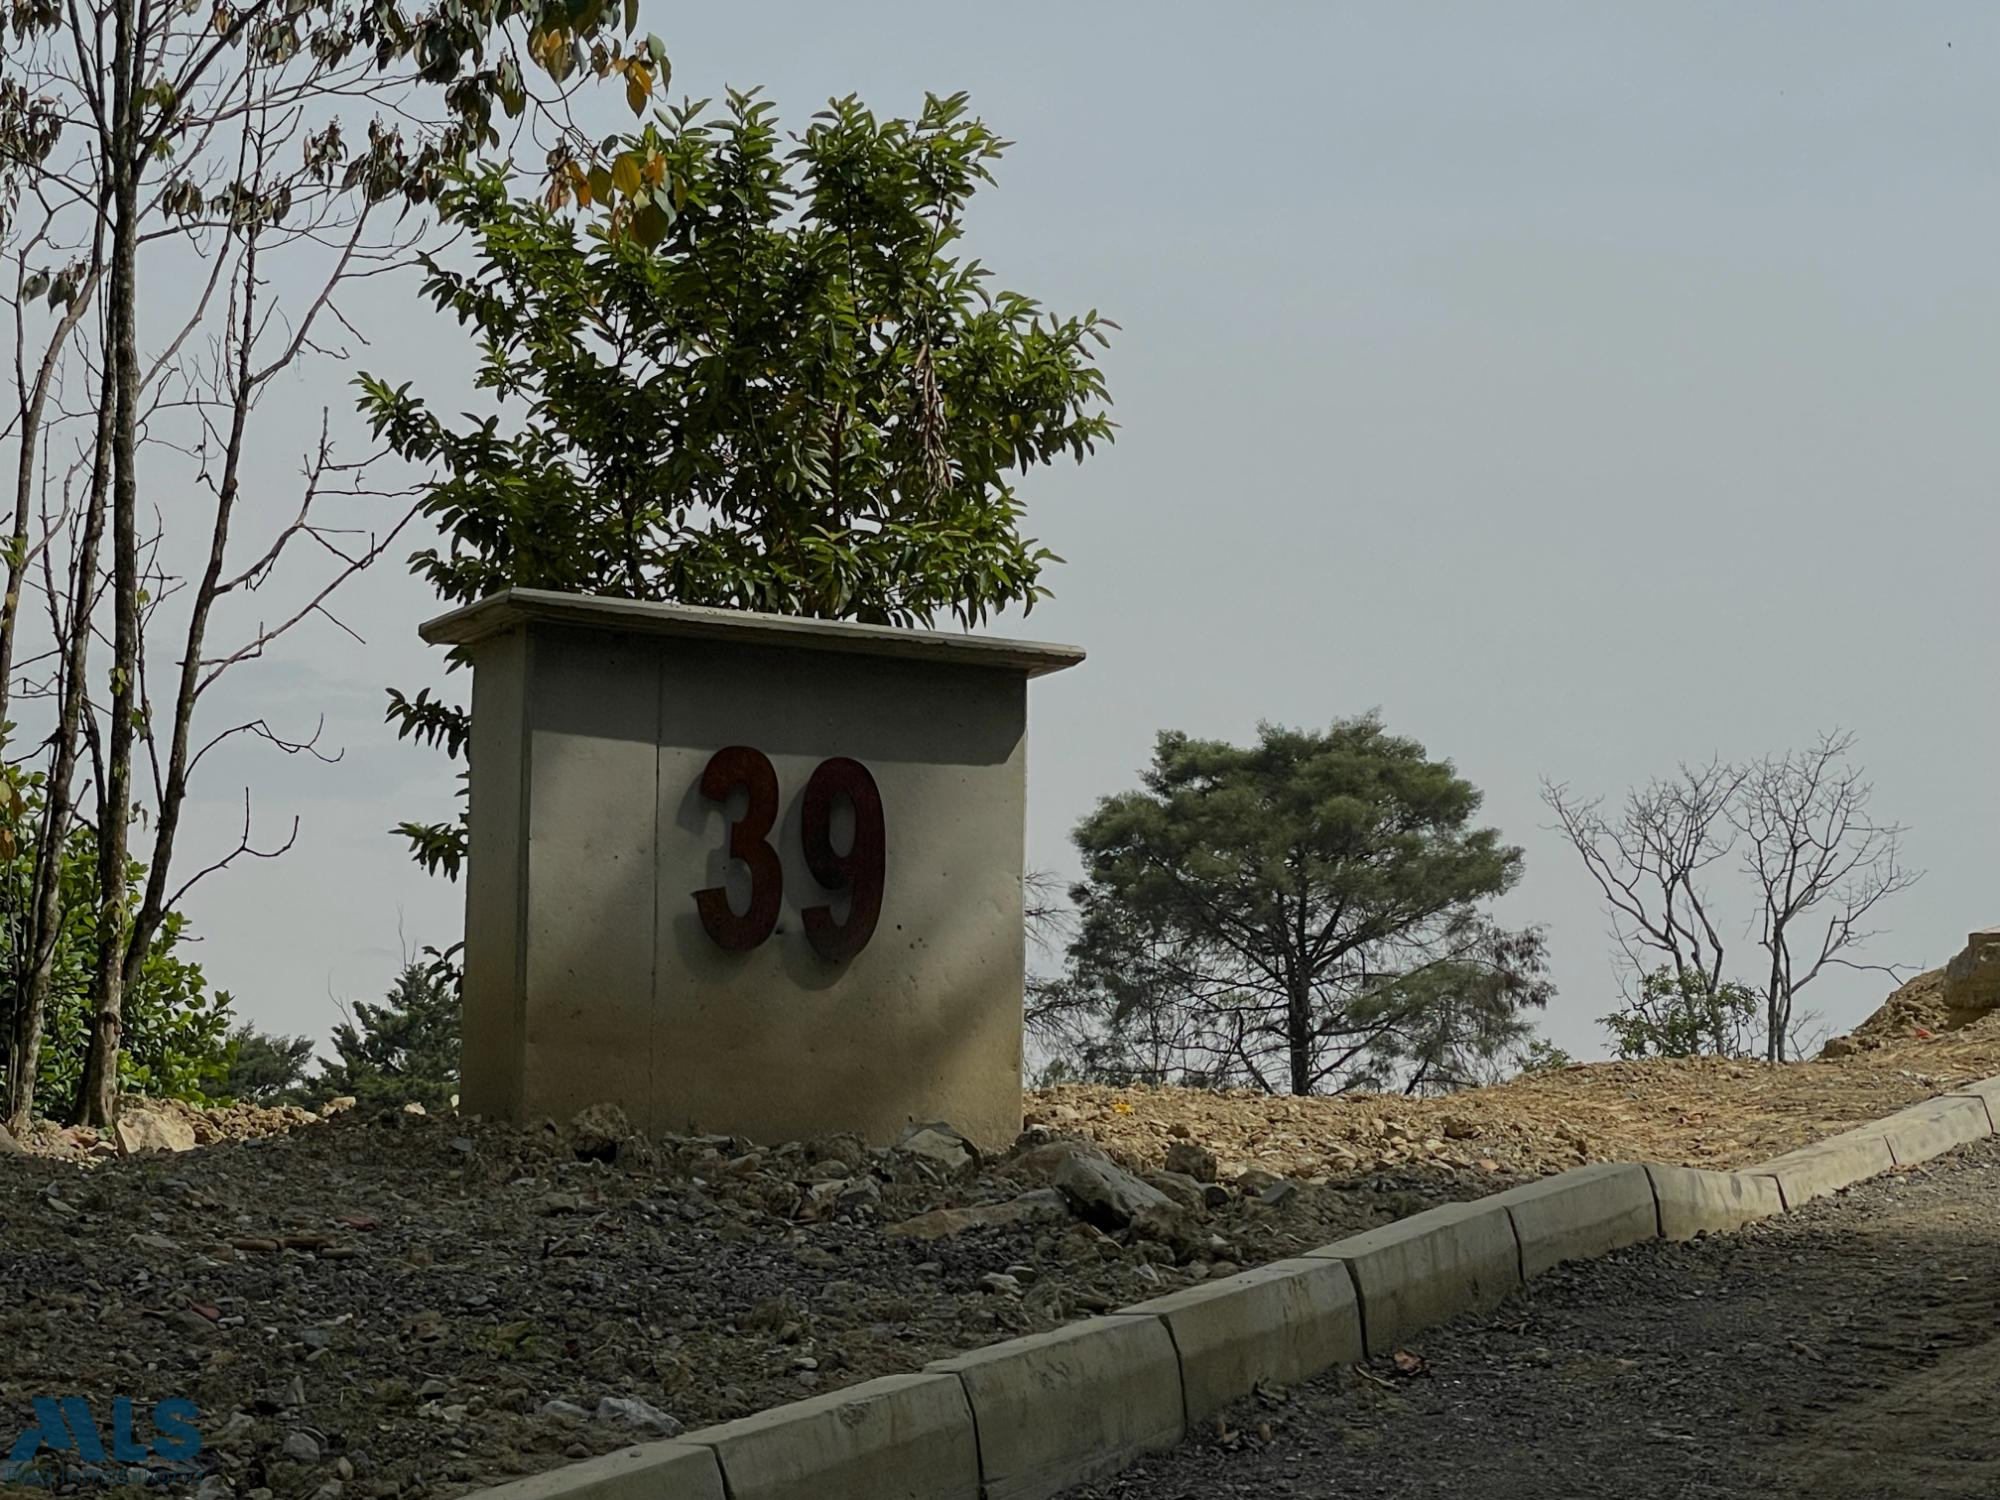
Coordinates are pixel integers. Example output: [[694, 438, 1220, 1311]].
[[1033, 1017, 2000, 1184]]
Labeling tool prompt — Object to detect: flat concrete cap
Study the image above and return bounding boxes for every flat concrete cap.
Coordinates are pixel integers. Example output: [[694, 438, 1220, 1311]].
[[420, 588, 1086, 678]]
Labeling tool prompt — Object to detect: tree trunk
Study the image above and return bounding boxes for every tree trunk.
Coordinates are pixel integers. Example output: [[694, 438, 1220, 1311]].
[[4, 356, 113, 1134], [76, 0, 144, 1126], [1286, 982, 1312, 1095]]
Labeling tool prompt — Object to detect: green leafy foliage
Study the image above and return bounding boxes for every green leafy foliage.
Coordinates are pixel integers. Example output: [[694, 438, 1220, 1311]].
[[311, 957, 461, 1112], [1515, 1037, 1575, 1075], [215, 1024, 319, 1105], [0, 776, 234, 1109], [1056, 717, 1553, 1096], [362, 90, 1114, 876], [1601, 967, 1757, 1060], [1, 0, 671, 243]]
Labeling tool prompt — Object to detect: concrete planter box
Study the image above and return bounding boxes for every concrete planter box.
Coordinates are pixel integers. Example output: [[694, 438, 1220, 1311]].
[[424, 589, 1081, 1148]]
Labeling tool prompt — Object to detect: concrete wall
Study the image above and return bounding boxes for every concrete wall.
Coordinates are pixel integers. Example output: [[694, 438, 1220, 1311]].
[[443, 591, 1080, 1148]]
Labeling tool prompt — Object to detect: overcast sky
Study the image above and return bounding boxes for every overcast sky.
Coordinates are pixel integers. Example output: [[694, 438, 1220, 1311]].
[[178, 1, 1999, 1062]]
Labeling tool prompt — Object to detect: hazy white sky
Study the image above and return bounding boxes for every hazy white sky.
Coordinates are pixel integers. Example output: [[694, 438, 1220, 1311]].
[[178, 2, 1999, 1061]]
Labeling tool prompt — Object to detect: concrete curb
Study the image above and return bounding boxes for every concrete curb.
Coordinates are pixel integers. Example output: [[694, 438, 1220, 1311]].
[[1301, 1197, 1520, 1356], [679, 1371, 977, 1500], [1122, 1255, 1364, 1425], [1646, 1163, 1785, 1240], [1490, 1161, 1660, 1279], [1747, 1125, 1897, 1209], [927, 1315, 1184, 1500], [461, 1071, 2000, 1500]]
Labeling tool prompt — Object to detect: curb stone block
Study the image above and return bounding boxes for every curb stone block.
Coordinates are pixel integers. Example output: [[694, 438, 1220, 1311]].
[[681, 1373, 976, 1500], [1745, 1127, 1895, 1210], [463, 1442, 724, 1500], [1304, 1198, 1520, 1356], [926, 1315, 1183, 1500], [1121, 1256, 1364, 1425], [1879, 1094, 1993, 1167], [1491, 1163, 1660, 1278], [1945, 1074, 2000, 1133], [1645, 1165, 1784, 1240]]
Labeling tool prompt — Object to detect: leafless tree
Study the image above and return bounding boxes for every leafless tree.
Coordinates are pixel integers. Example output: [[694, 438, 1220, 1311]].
[[1734, 731, 1921, 1061], [1540, 758, 1745, 1050], [1547, 735, 1921, 1063], [1, 0, 668, 1127]]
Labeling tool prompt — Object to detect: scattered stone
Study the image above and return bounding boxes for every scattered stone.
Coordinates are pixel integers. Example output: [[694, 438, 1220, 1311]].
[[1163, 1141, 1218, 1182], [977, 1272, 1022, 1296], [1051, 1144, 1175, 1230], [568, 1103, 632, 1163], [1235, 1168, 1286, 1197], [536, 1400, 588, 1420], [894, 1122, 979, 1175], [0, 1122, 22, 1155], [115, 1106, 197, 1155], [1257, 1179, 1300, 1208], [594, 1395, 681, 1436], [883, 1189, 1070, 1240], [1144, 1170, 1211, 1213], [282, 1431, 322, 1465]]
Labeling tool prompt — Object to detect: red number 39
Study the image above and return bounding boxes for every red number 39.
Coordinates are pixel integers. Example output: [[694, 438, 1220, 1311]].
[[693, 749, 885, 961]]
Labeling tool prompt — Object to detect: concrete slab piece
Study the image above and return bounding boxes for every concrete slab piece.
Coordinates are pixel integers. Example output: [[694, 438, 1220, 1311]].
[[465, 1442, 724, 1500], [1880, 1094, 1993, 1167], [1946, 1075, 2000, 1132], [682, 1372, 976, 1500], [1646, 1165, 1785, 1240], [1122, 1256, 1363, 1424], [1491, 1163, 1660, 1278], [927, 1316, 1183, 1500], [1746, 1127, 1895, 1210], [1304, 1198, 1520, 1356]]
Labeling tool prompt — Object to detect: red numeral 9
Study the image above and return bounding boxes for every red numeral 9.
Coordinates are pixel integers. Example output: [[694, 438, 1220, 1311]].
[[799, 757, 885, 962]]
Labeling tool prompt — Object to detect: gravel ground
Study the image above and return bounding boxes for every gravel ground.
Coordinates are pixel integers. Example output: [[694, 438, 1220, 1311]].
[[0, 1106, 1515, 1499], [1066, 1134, 2000, 1500]]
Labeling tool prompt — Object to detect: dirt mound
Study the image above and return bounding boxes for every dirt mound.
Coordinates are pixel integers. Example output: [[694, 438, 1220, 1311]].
[[1825, 957, 2000, 1059], [1850, 968, 1953, 1041], [1036, 1021, 2000, 1182], [12, 1094, 332, 1162]]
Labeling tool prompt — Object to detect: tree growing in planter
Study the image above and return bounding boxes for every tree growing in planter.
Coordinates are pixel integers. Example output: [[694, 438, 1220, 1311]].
[[1056, 717, 1553, 1096], [361, 89, 1116, 878]]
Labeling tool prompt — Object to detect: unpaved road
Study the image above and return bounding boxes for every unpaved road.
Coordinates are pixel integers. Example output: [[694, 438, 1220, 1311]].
[[1069, 1133, 2000, 1500]]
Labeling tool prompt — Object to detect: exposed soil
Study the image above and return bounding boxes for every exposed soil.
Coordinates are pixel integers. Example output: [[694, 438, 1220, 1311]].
[[1032, 1022, 2000, 1183], [1064, 1132, 2000, 1500]]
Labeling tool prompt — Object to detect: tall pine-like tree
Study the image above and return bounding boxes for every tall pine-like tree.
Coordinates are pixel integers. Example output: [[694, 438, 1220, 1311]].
[[316, 962, 461, 1113]]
